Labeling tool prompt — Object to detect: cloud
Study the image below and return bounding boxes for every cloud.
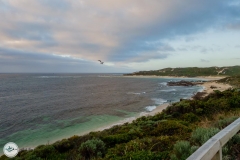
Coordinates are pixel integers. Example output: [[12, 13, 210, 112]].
[[185, 37, 197, 42], [0, 0, 240, 72], [0, 47, 132, 73], [228, 23, 240, 30], [201, 59, 210, 63]]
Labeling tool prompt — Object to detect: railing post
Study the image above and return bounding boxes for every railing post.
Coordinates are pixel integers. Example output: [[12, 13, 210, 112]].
[[211, 147, 222, 160]]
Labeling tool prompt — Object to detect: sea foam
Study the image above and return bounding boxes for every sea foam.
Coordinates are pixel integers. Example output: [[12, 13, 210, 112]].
[[159, 89, 176, 92], [145, 106, 157, 112], [152, 98, 168, 105]]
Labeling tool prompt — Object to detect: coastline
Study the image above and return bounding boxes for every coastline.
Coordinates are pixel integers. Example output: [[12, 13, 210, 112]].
[[92, 79, 232, 133], [93, 103, 170, 132], [197, 81, 232, 97], [6, 104, 170, 153], [10, 76, 232, 153], [93, 78, 232, 134], [43, 77, 231, 143], [124, 75, 232, 98], [123, 75, 226, 80], [90, 103, 170, 136]]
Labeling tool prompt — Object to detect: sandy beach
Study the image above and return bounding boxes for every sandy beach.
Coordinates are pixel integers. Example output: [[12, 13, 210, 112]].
[[124, 75, 226, 80], [199, 81, 232, 97]]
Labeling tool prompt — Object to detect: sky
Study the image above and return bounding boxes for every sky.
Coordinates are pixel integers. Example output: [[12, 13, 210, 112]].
[[0, 0, 240, 73]]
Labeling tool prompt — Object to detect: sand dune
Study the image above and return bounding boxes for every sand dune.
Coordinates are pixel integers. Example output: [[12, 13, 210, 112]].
[[200, 81, 232, 97]]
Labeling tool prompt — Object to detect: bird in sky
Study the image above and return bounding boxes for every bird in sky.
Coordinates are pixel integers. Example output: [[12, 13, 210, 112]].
[[98, 60, 104, 64]]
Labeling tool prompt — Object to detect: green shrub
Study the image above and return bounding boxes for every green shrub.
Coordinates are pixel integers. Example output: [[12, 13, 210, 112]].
[[53, 139, 74, 153], [182, 112, 200, 123], [106, 136, 175, 159], [165, 101, 193, 116], [223, 133, 240, 159], [33, 145, 57, 159], [213, 116, 238, 129], [24, 153, 41, 160], [196, 108, 203, 115], [103, 133, 137, 147], [121, 150, 169, 160], [170, 141, 198, 160], [106, 138, 152, 158], [228, 95, 240, 108], [191, 127, 220, 146], [149, 136, 176, 152], [150, 120, 192, 137], [79, 138, 106, 160]]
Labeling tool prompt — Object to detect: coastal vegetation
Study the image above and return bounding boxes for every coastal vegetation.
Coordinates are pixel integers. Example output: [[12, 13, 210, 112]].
[[1, 77, 240, 160], [217, 75, 240, 88], [124, 66, 240, 77]]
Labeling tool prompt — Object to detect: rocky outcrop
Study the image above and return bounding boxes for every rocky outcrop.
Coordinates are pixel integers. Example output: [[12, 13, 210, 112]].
[[167, 80, 196, 86]]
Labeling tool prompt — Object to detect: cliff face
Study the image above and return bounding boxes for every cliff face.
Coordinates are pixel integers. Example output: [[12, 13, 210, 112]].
[[125, 66, 240, 77]]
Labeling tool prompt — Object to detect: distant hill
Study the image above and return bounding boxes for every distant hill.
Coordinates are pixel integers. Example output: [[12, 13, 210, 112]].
[[124, 66, 240, 77]]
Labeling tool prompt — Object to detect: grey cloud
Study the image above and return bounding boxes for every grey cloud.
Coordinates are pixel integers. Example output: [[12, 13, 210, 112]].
[[185, 37, 196, 42], [132, 53, 169, 62], [200, 47, 218, 53], [158, 44, 175, 52], [4, 21, 57, 47], [201, 59, 210, 63], [0, 47, 131, 73], [108, 41, 158, 61], [110, 52, 168, 63], [181, 45, 214, 53], [79, 43, 102, 53], [107, 1, 240, 62], [0, 47, 82, 63], [0, 0, 240, 72], [108, 42, 173, 62], [177, 48, 188, 51], [227, 23, 240, 30], [200, 49, 207, 53], [0, 1, 14, 12], [40, 0, 70, 10]]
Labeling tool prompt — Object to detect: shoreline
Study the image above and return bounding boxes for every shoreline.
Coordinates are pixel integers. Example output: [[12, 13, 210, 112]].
[[14, 103, 170, 153], [95, 103, 170, 132], [123, 75, 226, 80], [124, 75, 232, 98], [196, 81, 232, 98], [86, 79, 232, 137]]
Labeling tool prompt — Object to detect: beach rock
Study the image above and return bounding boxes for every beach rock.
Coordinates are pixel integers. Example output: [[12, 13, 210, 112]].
[[210, 85, 217, 89], [167, 80, 196, 86]]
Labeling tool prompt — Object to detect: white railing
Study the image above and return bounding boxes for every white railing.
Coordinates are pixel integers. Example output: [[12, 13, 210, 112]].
[[187, 117, 240, 160]]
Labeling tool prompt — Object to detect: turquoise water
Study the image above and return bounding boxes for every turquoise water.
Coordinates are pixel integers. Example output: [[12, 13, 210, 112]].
[[0, 111, 137, 153]]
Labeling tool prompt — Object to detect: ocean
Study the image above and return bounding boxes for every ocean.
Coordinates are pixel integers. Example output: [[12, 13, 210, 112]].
[[0, 73, 204, 154]]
